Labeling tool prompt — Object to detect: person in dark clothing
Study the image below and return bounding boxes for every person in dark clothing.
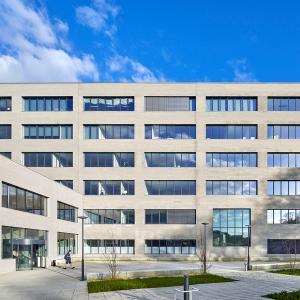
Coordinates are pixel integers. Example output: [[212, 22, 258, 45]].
[[63, 250, 75, 269]]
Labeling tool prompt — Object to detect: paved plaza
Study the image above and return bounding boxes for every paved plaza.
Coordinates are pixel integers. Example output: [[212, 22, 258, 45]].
[[0, 261, 300, 299]]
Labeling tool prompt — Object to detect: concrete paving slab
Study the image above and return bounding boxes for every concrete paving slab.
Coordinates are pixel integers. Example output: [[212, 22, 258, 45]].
[[1, 261, 300, 299]]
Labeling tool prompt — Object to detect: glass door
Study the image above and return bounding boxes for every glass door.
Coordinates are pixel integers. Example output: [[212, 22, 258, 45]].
[[14, 244, 32, 270], [32, 243, 46, 268]]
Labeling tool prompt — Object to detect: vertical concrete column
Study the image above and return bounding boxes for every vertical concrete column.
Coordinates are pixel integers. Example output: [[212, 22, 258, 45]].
[[133, 94, 145, 257], [257, 96, 268, 199], [11, 95, 23, 164]]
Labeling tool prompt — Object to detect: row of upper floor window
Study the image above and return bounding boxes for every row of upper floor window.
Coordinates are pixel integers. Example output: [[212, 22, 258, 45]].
[[2, 96, 300, 112], [3, 176, 299, 196], [4, 152, 300, 169], [1, 182, 78, 222], [64, 207, 300, 226], [5, 124, 300, 140], [83, 180, 300, 196], [84, 209, 196, 225]]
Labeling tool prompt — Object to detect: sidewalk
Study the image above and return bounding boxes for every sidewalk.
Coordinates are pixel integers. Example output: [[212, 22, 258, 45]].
[[1, 261, 300, 299]]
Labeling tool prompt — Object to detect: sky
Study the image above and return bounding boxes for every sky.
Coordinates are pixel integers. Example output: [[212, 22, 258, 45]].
[[1, 0, 300, 83]]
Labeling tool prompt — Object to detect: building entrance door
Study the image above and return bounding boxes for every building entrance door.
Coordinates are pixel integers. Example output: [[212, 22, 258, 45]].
[[13, 239, 46, 270], [14, 244, 32, 270]]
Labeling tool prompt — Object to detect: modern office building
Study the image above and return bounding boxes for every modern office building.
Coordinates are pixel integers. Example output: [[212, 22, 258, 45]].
[[0, 155, 82, 273], [1, 83, 300, 263]]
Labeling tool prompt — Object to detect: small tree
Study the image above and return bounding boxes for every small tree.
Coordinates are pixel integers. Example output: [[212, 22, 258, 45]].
[[102, 239, 119, 279], [196, 229, 211, 274], [284, 240, 298, 270]]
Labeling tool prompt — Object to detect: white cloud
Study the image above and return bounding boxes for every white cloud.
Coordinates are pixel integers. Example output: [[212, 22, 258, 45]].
[[106, 55, 166, 82], [55, 19, 69, 34], [0, 0, 99, 82], [76, 0, 119, 37], [227, 58, 257, 82]]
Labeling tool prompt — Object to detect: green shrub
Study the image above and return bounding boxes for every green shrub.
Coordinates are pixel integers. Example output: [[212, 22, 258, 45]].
[[88, 274, 235, 293], [265, 290, 300, 299], [271, 269, 300, 276]]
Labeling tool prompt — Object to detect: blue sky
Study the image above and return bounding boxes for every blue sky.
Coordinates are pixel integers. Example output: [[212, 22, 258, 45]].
[[1, 0, 300, 82]]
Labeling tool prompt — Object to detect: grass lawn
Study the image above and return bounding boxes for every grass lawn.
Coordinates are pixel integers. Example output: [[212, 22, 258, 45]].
[[271, 269, 300, 276], [264, 290, 300, 299], [88, 274, 235, 293]]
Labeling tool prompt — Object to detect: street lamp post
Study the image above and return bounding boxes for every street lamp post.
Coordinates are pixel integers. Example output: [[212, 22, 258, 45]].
[[246, 225, 252, 271], [78, 215, 88, 281], [201, 222, 209, 273]]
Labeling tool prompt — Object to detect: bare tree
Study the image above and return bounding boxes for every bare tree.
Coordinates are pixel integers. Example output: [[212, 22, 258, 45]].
[[284, 240, 298, 270], [196, 229, 211, 274], [101, 238, 120, 280]]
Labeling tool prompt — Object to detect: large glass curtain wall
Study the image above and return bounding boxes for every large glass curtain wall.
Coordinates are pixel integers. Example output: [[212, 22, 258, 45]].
[[213, 209, 251, 246], [2, 226, 47, 259]]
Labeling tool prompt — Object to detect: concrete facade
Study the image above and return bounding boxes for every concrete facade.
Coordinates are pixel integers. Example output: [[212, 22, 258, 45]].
[[0, 155, 83, 272], [1, 83, 300, 261]]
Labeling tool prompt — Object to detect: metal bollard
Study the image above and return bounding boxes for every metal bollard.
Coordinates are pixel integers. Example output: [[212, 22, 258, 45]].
[[184, 275, 189, 300]]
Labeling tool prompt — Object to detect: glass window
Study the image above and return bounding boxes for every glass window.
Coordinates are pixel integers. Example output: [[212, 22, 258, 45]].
[[206, 97, 257, 112], [23, 97, 73, 112], [206, 181, 256, 195], [268, 98, 300, 111], [2, 182, 47, 216], [268, 180, 300, 196], [57, 232, 78, 255], [23, 125, 72, 139], [84, 125, 134, 139], [213, 209, 251, 247], [0, 125, 11, 139], [206, 125, 257, 139], [84, 181, 134, 195], [0, 97, 12, 111], [144, 240, 196, 255], [145, 152, 196, 167], [57, 201, 78, 222], [23, 153, 72, 167], [268, 125, 300, 139], [145, 125, 196, 139], [84, 97, 134, 111], [268, 153, 300, 168], [145, 180, 196, 195]]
